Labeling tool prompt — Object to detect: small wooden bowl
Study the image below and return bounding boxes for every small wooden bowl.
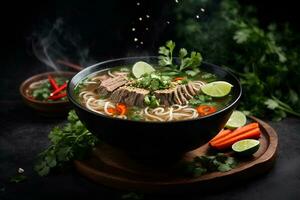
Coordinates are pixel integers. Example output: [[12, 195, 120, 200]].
[[20, 71, 76, 117]]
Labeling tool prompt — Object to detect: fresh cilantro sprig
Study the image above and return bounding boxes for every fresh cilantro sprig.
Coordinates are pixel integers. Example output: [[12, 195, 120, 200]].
[[173, 0, 300, 120], [158, 40, 203, 73], [183, 153, 238, 177], [34, 110, 98, 176], [9, 174, 27, 183], [158, 40, 175, 67], [189, 94, 216, 107]]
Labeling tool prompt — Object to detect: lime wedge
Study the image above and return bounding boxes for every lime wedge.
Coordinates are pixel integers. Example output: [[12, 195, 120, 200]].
[[132, 61, 155, 78], [232, 139, 260, 156], [201, 81, 233, 97], [225, 110, 247, 129]]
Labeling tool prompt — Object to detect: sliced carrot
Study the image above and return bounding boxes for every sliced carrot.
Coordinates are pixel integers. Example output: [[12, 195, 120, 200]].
[[211, 128, 261, 150], [174, 77, 184, 81], [107, 108, 116, 114], [116, 103, 127, 115], [210, 122, 259, 146], [197, 105, 217, 116], [210, 129, 232, 143]]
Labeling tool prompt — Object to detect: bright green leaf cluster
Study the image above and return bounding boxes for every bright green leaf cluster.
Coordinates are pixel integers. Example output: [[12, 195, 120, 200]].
[[158, 40, 175, 67], [132, 73, 172, 91], [34, 110, 98, 176], [32, 82, 51, 100], [188, 94, 215, 107], [173, 0, 300, 120], [144, 95, 160, 108], [158, 40, 203, 73]]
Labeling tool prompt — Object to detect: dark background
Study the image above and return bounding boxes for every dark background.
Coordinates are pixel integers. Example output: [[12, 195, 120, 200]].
[[1, 0, 300, 199]]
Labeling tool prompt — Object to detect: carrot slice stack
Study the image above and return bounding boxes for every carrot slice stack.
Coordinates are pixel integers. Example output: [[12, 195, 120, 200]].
[[210, 123, 261, 150]]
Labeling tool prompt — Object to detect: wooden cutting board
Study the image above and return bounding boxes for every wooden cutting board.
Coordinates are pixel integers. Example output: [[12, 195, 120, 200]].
[[74, 117, 278, 193]]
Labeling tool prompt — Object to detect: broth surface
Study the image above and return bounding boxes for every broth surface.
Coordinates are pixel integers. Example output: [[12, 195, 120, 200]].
[[74, 65, 232, 121]]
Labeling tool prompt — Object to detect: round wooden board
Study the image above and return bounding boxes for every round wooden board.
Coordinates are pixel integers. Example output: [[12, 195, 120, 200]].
[[74, 117, 278, 193]]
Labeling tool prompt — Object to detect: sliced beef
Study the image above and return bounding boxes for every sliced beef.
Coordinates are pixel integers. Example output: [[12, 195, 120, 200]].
[[109, 86, 150, 107], [154, 81, 203, 106], [97, 75, 128, 96], [154, 88, 175, 105]]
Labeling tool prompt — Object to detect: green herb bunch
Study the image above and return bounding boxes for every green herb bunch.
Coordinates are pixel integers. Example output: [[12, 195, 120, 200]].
[[173, 0, 300, 120], [189, 94, 215, 107], [34, 110, 98, 176], [183, 153, 238, 177], [159, 40, 203, 72], [132, 72, 172, 91]]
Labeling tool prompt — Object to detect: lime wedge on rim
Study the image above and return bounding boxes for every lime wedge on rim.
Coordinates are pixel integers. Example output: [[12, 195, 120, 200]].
[[132, 61, 155, 78], [225, 111, 247, 129], [201, 81, 233, 97], [232, 139, 260, 156]]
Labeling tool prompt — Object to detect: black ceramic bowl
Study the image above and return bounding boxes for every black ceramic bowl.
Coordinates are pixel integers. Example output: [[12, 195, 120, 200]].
[[67, 57, 242, 158]]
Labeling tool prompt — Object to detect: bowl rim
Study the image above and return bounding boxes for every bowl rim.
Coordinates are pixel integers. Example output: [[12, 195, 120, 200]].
[[67, 56, 242, 124], [20, 71, 75, 105]]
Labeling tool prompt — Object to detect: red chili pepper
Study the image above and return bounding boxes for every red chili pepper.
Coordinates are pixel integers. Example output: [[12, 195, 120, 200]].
[[48, 75, 59, 90], [50, 83, 67, 96], [48, 93, 67, 100]]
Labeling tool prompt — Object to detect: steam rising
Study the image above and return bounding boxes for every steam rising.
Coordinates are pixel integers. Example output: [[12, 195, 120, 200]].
[[31, 18, 91, 71]]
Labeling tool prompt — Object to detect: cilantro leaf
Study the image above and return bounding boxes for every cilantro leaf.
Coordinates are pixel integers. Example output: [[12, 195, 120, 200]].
[[10, 174, 27, 183], [173, 0, 300, 120], [189, 94, 215, 107], [182, 153, 238, 177], [158, 40, 175, 67], [158, 40, 202, 72], [35, 110, 98, 176], [264, 99, 279, 110], [179, 51, 202, 71], [179, 48, 188, 59]]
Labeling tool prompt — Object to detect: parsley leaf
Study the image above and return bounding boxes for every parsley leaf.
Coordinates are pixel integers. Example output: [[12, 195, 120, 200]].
[[158, 40, 202, 72], [189, 94, 215, 107], [158, 40, 175, 67], [179, 51, 202, 71], [9, 174, 27, 183], [35, 110, 98, 176], [182, 153, 238, 177], [173, 0, 300, 120]]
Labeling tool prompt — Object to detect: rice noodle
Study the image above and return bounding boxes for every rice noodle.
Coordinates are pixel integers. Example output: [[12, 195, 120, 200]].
[[29, 79, 48, 89], [144, 107, 164, 121], [77, 71, 203, 122], [108, 70, 116, 78]]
